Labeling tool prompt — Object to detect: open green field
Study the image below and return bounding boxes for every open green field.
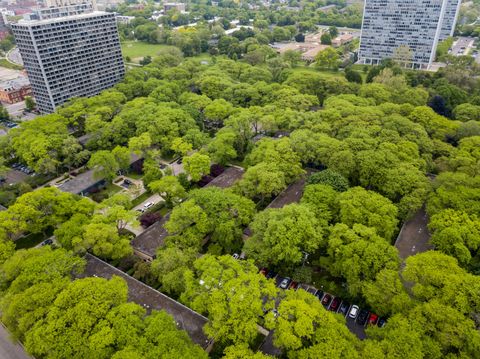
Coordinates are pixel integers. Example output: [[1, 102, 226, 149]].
[[121, 41, 176, 62]]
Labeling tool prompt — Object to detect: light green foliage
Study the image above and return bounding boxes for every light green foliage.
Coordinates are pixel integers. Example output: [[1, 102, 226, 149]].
[[149, 175, 186, 208], [88, 150, 120, 181], [300, 184, 338, 223], [170, 137, 193, 156], [151, 247, 196, 296], [0, 187, 94, 241], [128, 132, 152, 155], [208, 129, 238, 165], [427, 172, 480, 217], [236, 162, 287, 201], [402, 251, 480, 315], [448, 136, 480, 176], [183, 152, 211, 182], [268, 289, 360, 357], [315, 47, 340, 69], [327, 224, 400, 296], [338, 187, 399, 240], [0, 247, 84, 340], [246, 137, 304, 183], [363, 269, 414, 316], [453, 103, 480, 122], [182, 255, 277, 345], [166, 188, 255, 253], [245, 204, 327, 268], [429, 209, 480, 267]]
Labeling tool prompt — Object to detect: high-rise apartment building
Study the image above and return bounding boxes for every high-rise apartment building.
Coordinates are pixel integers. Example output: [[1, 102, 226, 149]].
[[358, 0, 459, 69], [439, 0, 462, 40], [11, 8, 124, 113]]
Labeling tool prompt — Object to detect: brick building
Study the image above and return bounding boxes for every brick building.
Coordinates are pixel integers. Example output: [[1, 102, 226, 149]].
[[0, 77, 32, 104]]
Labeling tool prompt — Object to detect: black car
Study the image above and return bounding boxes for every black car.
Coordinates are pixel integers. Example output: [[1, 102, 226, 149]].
[[357, 309, 370, 326], [377, 317, 387, 328], [266, 270, 277, 279], [338, 301, 350, 316], [321, 294, 333, 308], [314, 290, 324, 300]]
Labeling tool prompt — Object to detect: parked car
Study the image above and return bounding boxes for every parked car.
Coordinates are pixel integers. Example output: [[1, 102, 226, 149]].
[[279, 277, 291, 289], [357, 309, 370, 326], [124, 179, 132, 185], [348, 305, 359, 319], [177, 158, 183, 164], [232, 253, 239, 260], [314, 290, 324, 300], [266, 270, 277, 279], [40, 239, 53, 246], [329, 297, 341, 312], [144, 202, 154, 209], [321, 294, 333, 308], [338, 301, 350, 316], [259, 268, 268, 276], [288, 281, 298, 290], [368, 313, 379, 325], [377, 317, 387, 328]]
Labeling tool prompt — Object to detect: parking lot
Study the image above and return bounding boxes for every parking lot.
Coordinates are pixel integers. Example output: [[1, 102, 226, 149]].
[[259, 269, 383, 340]]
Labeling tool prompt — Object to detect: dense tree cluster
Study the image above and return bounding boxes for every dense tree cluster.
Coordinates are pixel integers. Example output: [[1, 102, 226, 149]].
[[1, 26, 480, 357], [0, 247, 206, 359]]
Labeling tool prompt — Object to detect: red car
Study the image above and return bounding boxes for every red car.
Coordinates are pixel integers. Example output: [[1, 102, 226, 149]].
[[259, 268, 268, 276], [329, 297, 341, 312], [288, 281, 298, 290], [368, 313, 379, 325]]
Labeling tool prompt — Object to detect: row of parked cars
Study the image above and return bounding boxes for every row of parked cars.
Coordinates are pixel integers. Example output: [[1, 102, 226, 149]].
[[12, 163, 35, 175], [259, 268, 386, 329]]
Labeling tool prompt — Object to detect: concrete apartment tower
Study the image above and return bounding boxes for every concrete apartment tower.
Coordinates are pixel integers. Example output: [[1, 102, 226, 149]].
[[11, 1, 124, 113], [359, 0, 460, 70]]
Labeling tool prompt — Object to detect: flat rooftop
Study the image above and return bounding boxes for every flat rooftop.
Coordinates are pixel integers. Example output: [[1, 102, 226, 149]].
[[58, 169, 100, 195], [131, 213, 170, 259], [15, 10, 111, 26], [205, 166, 244, 189], [80, 254, 210, 348]]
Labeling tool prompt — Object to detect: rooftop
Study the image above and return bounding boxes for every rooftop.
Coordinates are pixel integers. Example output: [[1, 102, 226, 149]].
[[205, 166, 244, 189], [58, 169, 100, 195], [15, 10, 111, 26], [131, 213, 170, 259], [80, 254, 210, 348]]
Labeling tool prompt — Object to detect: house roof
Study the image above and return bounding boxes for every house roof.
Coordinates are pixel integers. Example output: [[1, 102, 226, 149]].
[[58, 169, 101, 195]]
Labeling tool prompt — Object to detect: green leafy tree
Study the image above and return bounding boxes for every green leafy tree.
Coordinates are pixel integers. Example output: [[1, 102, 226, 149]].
[[307, 169, 349, 192], [88, 150, 120, 181], [25, 96, 36, 111], [267, 289, 361, 356], [429, 209, 480, 267], [182, 255, 277, 345], [315, 47, 340, 70], [149, 176, 186, 208], [338, 187, 399, 240], [327, 224, 400, 296], [245, 204, 327, 269], [183, 152, 211, 182]]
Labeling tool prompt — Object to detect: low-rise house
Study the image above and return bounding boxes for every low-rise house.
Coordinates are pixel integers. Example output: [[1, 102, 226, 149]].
[[0, 77, 32, 104]]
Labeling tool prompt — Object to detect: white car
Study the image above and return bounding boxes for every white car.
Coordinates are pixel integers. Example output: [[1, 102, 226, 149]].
[[144, 202, 154, 209], [348, 305, 359, 319]]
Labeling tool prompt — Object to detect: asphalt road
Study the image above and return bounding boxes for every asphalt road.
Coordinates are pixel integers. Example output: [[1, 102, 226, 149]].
[[0, 324, 31, 359]]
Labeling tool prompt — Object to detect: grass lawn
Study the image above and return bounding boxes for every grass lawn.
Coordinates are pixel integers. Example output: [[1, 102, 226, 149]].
[[89, 183, 122, 202], [131, 191, 152, 207], [121, 41, 176, 62], [290, 64, 346, 79], [0, 59, 23, 70]]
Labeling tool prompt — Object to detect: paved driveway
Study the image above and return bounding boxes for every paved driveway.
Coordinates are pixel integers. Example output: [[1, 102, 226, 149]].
[[0, 324, 31, 359]]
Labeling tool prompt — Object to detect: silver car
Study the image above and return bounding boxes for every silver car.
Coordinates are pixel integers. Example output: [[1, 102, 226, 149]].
[[348, 305, 359, 319]]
